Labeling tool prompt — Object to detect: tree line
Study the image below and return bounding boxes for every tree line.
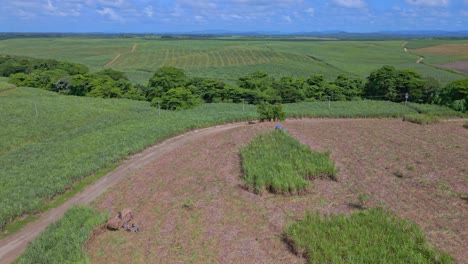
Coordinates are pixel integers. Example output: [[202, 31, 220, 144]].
[[2, 55, 466, 112]]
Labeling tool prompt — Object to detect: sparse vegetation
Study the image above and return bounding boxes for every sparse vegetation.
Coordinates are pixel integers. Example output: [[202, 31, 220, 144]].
[[285, 208, 454, 263], [464, 121, 468, 128], [16, 206, 107, 264], [240, 130, 337, 194]]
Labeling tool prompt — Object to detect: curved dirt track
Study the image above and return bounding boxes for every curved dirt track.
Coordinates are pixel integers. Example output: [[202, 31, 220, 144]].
[[0, 122, 245, 263]]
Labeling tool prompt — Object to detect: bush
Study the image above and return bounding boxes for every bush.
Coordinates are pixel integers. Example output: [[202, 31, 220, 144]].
[[285, 208, 454, 263], [257, 102, 285, 121], [241, 130, 337, 194]]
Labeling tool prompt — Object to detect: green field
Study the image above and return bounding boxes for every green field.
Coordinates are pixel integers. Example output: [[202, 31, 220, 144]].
[[3, 87, 455, 229], [0, 37, 466, 84]]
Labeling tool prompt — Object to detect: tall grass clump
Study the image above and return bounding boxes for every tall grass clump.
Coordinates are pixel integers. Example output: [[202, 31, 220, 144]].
[[16, 206, 107, 264], [241, 130, 337, 194], [403, 114, 440, 125], [285, 208, 454, 264]]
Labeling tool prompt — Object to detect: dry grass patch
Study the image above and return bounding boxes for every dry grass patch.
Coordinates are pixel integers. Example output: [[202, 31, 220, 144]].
[[415, 44, 468, 56]]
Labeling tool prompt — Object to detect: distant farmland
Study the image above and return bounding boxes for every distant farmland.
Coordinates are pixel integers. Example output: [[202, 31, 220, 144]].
[[0, 37, 466, 84]]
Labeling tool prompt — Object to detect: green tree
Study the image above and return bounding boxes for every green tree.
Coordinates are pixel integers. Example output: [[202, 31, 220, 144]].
[[439, 78, 468, 112], [147, 67, 187, 100], [364, 66, 399, 101], [257, 102, 286, 122], [151, 87, 202, 110], [238, 71, 273, 91]]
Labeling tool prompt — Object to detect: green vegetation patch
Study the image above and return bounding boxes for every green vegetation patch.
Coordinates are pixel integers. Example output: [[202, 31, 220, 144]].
[[284, 100, 417, 118], [285, 208, 454, 264], [241, 130, 337, 194], [16, 206, 107, 264], [0, 80, 14, 91], [403, 114, 441, 125], [407, 103, 466, 117]]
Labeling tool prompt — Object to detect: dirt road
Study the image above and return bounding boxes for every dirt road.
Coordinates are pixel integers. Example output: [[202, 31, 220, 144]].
[[0, 123, 245, 263]]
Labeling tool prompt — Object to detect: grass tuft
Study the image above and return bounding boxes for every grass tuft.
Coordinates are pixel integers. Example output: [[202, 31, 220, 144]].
[[240, 130, 337, 194], [284, 208, 454, 263]]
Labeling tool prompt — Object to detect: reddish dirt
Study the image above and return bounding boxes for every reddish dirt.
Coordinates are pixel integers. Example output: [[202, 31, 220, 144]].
[[437, 60, 468, 74], [86, 119, 468, 263]]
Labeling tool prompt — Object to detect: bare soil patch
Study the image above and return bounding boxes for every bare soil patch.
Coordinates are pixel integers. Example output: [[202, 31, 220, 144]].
[[86, 119, 468, 263], [415, 44, 468, 56], [437, 60, 468, 74]]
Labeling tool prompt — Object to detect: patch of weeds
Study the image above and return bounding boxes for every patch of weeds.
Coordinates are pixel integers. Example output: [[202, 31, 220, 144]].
[[403, 114, 440, 125], [406, 164, 415, 171], [284, 208, 454, 263], [459, 193, 468, 202], [241, 130, 338, 194], [348, 193, 370, 210], [463, 121, 468, 129], [182, 198, 195, 210], [393, 170, 405, 178], [424, 153, 432, 158]]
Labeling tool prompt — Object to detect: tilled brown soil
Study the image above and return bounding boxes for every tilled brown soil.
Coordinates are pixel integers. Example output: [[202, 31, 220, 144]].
[[87, 119, 467, 263], [437, 60, 468, 74]]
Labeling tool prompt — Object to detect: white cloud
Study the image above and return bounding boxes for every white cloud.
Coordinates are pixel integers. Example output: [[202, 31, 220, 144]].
[[305, 7, 314, 15], [97, 0, 127, 8], [97, 7, 124, 22], [144, 5, 153, 17], [43, 0, 81, 16], [283, 15, 292, 22], [404, 0, 449, 7], [332, 0, 367, 8]]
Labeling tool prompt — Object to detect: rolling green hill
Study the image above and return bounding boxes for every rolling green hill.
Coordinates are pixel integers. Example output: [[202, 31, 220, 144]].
[[0, 38, 465, 84]]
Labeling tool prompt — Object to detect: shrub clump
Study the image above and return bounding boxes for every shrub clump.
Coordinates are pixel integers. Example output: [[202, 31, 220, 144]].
[[285, 208, 454, 263], [403, 114, 440, 125], [241, 130, 337, 194], [257, 102, 286, 122], [17, 206, 107, 264]]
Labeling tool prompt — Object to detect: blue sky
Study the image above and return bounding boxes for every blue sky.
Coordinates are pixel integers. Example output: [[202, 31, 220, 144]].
[[1, 0, 467, 33]]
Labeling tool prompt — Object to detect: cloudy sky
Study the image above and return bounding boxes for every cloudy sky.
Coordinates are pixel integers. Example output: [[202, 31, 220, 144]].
[[1, 0, 467, 33]]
